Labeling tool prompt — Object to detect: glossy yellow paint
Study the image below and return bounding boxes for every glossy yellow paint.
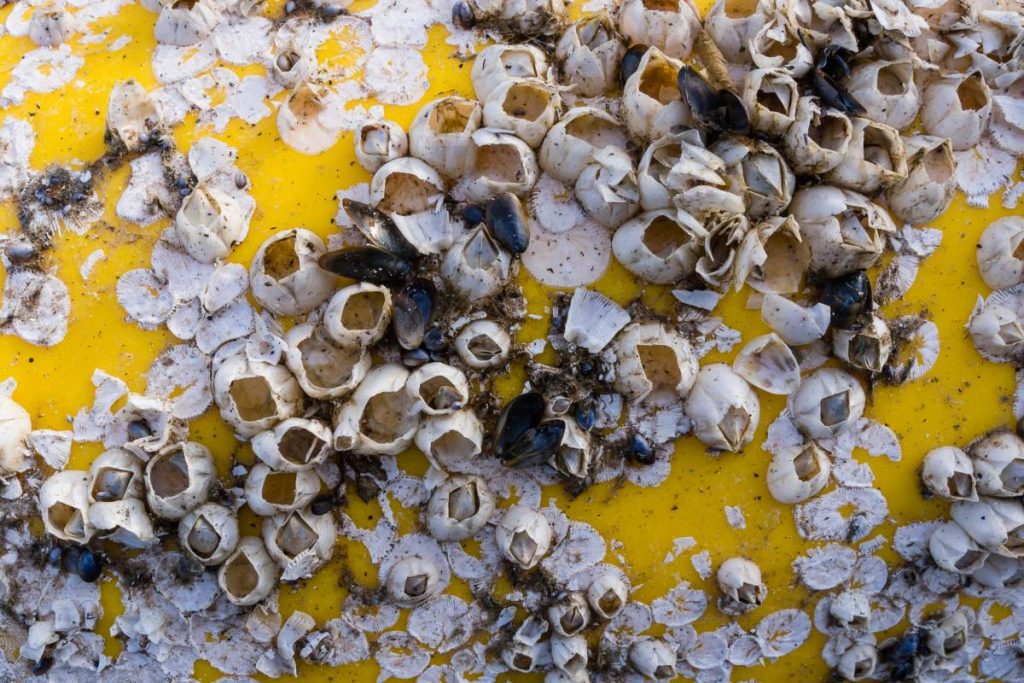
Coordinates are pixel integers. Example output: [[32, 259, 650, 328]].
[[0, 2, 1019, 681]]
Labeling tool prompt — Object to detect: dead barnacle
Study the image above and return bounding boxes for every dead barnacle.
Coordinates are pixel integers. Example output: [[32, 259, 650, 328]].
[[154, 0, 221, 46], [174, 182, 251, 263], [832, 314, 892, 374], [711, 137, 793, 219], [333, 363, 420, 456], [269, 35, 313, 89], [555, 11, 623, 97], [716, 557, 766, 615], [368, 157, 449, 253], [741, 68, 798, 136], [540, 107, 629, 185], [441, 225, 513, 300], [614, 322, 698, 405], [622, 47, 689, 142], [837, 642, 878, 681], [550, 633, 589, 677], [586, 569, 628, 619], [929, 521, 989, 575], [425, 474, 495, 541], [921, 446, 978, 502], [471, 44, 550, 104], [969, 430, 1024, 498], [793, 368, 865, 439], [613, 210, 700, 285], [951, 497, 1024, 555], [144, 441, 216, 520], [550, 418, 592, 479], [393, 278, 437, 351], [263, 506, 337, 578], [685, 364, 760, 452], [678, 66, 750, 136], [924, 609, 972, 657], [481, 79, 560, 149], [179, 502, 240, 566], [354, 120, 408, 174], [767, 442, 831, 504], [252, 417, 333, 472], [386, 555, 443, 607], [414, 410, 484, 469], [618, 0, 701, 60], [921, 71, 992, 151], [703, 0, 773, 63], [732, 333, 800, 395], [283, 323, 371, 400], [967, 301, 1024, 361], [692, 211, 751, 287], [734, 216, 808, 295], [977, 216, 1024, 291], [106, 80, 165, 153], [115, 394, 177, 453], [213, 354, 303, 439], [628, 636, 677, 680], [323, 283, 393, 348], [460, 128, 539, 203], [249, 229, 335, 317], [454, 320, 512, 369], [636, 129, 726, 212], [885, 135, 956, 227], [244, 464, 320, 516], [409, 97, 482, 179], [218, 536, 280, 606], [547, 591, 591, 637], [823, 118, 908, 195], [830, 589, 872, 630], [495, 504, 552, 569], [846, 60, 919, 131], [38, 471, 94, 544], [782, 97, 853, 175], [575, 146, 641, 229], [406, 362, 469, 416]]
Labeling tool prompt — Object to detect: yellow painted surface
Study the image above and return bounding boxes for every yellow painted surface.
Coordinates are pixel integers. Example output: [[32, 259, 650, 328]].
[[0, 1, 1019, 681]]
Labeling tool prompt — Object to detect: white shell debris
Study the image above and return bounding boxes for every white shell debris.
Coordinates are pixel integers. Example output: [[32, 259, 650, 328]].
[[564, 288, 630, 354]]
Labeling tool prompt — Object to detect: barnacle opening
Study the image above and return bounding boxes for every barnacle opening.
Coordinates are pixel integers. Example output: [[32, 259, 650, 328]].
[[467, 334, 502, 361], [360, 389, 416, 444], [1000, 459, 1024, 492], [756, 230, 806, 291], [736, 581, 762, 605], [428, 99, 476, 135], [229, 377, 277, 422], [819, 391, 851, 427], [757, 86, 788, 115], [48, 502, 85, 538], [653, 664, 675, 679], [298, 330, 363, 389], [275, 51, 299, 73], [643, 216, 690, 258], [511, 652, 534, 671], [597, 588, 623, 614], [862, 125, 898, 171], [794, 446, 822, 481], [475, 143, 528, 183], [404, 573, 429, 598], [955, 549, 985, 572], [172, 0, 199, 9], [956, 73, 987, 111], [276, 513, 317, 558], [638, 58, 681, 105], [428, 430, 478, 461], [850, 333, 882, 369], [809, 113, 849, 152], [718, 405, 751, 449], [637, 344, 683, 394], [560, 605, 586, 633], [280, 426, 327, 466], [509, 529, 539, 565], [578, 15, 612, 47], [643, 0, 678, 10], [565, 113, 625, 147], [360, 125, 390, 155], [263, 236, 299, 280], [762, 33, 798, 62], [187, 516, 221, 559], [285, 84, 327, 120], [379, 173, 440, 215], [224, 552, 259, 597], [564, 654, 586, 675], [500, 49, 540, 78], [91, 467, 133, 502], [462, 228, 501, 269], [875, 65, 909, 96], [341, 291, 387, 331], [947, 472, 975, 499], [998, 320, 1024, 345], [261, 471, 300, 506], [725, 0, 760, 17], [448, 482, 480, 521], [150, 449, 191, 498], [418, 376, 463, 411], [943, 630, 966, 654], [838, 208, 875, 250], [502, 83, 551, 122], [555, 444, 587, 477], [852, 656, 874, 678]]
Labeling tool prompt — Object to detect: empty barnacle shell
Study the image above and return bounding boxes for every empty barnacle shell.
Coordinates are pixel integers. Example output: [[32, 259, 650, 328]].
[[760, 294, 830, 346], [485, 192, 530, 255], [712, 137, 795, 220], [277, 82, 343, 155], [614, 322, 698, 405], [628, 636, 677, 680], [318, 246, 413, 287], [179, 502, 240, 566], [793, 368, 865, 439], [106, 80, 163, 152], [250, 229, 335, 318], [323, 283, 393, 348], [833, 314, 892, 374], [782, 97, 852, 175], [414, 410, 484, 469], [28, 7, 72, 47], [454, 320, 511, 369], [564, 287, 630, 354], [622, 47, 691, 142], [732, 333, 800, 395], [951, 497, 1024, 554], [830, 589, 872, 630], [977, 216, 1024, 291], [244, 464, 320, 517], [968, 301, 1024, 361], [716, 557, 766, 616], [550, 418, 592, 479], [262, 506, 337, 577], [733, 215, 808, 295], [354, 120, 408, 174], [386, 555, 442, 607], [704, 0, 772, 63], [637, 129, 727, 212], [970, 431, 1024, 498], [685, 364, 760, 452], [441, 225, 513, 300], [885, 135, 955, 226], [846, 61, 919, 131], [39, 471, 94, 543], [252, 418, 333, 472], [144, 442, 216, 520], [471, 44, 550, 104], [495, 505, 553, 569], [692, 211, 751, 287], [612, 210, 699, 285], [970, 554, 1024, 590], [925, 609, 971, 657], [219, 537, 280, 606], [587, 570, 628, 619], [87, 448, 144, 505], [548, 592, 591, 637], [550, 633, 588, 677], [0, 394, 32, 474], [89, 497, 156, 548], [921, 71, 992, 151], [837, 642, 878, 681], [482, 79, 560, 149], [790, 186, 896, 278], [930, 521, 988, 574], [368, 158, 448, 250], [922, 446, 978, 502], [213, 354, 302, 439], [503, 641, 543, 674], [425, 474, 495, 541], [539, 107, 629, 185], [393, 278, 437, 351], [555, 12, 623, 97], [333, 364, 420, 456], [741, 68, 799, 137], [409, 97, 482, 179], [406, 363, 469, 416], [283, 323, 370, 400], [460, 128, 540, 203], [175, 183, 250, 263], [748, 17, 813, 78], [154, 0, 220, 46], [823, 118, 908, 195], [767, 442, 831, 504], [116, 394, 175, 453], [575, 146, 640, 229], [618, 0, 701, 60]]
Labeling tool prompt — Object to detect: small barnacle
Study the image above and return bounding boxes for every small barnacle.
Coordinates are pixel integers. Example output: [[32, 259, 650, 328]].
[[685, 364, 760, 452], [741, 68, 799, 136], [824, 118, 908, 195], [954, 497, 1024, 556], [575, 146, 640, 229], [471, 44, 550, 104], [612, 210, 700, 285], [263, 506, 337, 577], [977, 217, 1024, 291], [829, 589, 872, 631], [386, 555, 443, 607], [970, 431, 1024, 498], [406, 363, 469, 416], [617, 0, 701, 60], [716, 557, 766, 615], [252, 418, 333, 472], [833, 314, 892, 374], [929, 521, 988, 575], [885, 135, 955, 226], [454, 320, 512, 370], [323, 283, 393, 348], [481, 78, 559, 149], [213, 354, 303, 439], [968, 301, 1024, 362], [636, 129, 726, 212], [921, 71, 992, 151], [144, 441, 216, 520], [614, 322, 698, 405], [354, 120, 408, 174], [174, 182, 250, 263], [38, 471, 94, 543], [621, 47, 689, 142], [555, 11, 624, 97], [414, 410, 484, 469], [154, 0, 221, 47], [441, 225, 513, 300], [792, 368, 865, 439], [539, 107, 628, 184], [333, 364, 420, 456], [586, 569, 628, 619], [425, 474, 495, 542], [837, 642, 878, 681], [547, 592, 591, 637], [732, 333, 800, 395], [0, 393, 32, 474], [179, 502, 239, 566], [628, 636, 677, 680], [782, 97, 853, 175], [550, 633, 588, 677], [409, 97, 482, 179], [922, 446, 978, 502], [249, 229, 335, 318], [460, 128, 539, 203], [244, 464, 320, 516], [846, 60, 919, 131], [218, 536, 280, 606], [495, 504, 552, 569], [748, 17, 813, 77], [283, 323, 370, 400], [767, 443, 831, 504], [924, 609, 971, 657]]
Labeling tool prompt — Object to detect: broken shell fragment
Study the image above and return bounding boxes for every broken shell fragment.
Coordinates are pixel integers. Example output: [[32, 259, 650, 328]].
[[555, 12, 623, 97], [386, 555, 443, 607], [324, 283, 393, 348], [921, 71, 992, 151], [482, 79, 560, 149], [244, 464, 320, 517], [760, 294, 830, 346], [575, 147, 641, 229], [406, 363, 469, 416], [885, 135, 956, 226], [832, 314, 893, 374], [218, 537, 280, 606], [628, 636, 677, 680], [636, 129, 727, 212], [732, 333, 800, 395], [564, 287, 630, 354], [847, 61, 919, 130], [734, 215, 809, 295], [277, 83, 343, 155], [742, 68, 799, 136], [409, 97, 482, 179], [548, 592, 591, 637], [262, 506, 337, 577], [767, 443, 831, 504], [283, 323, 370, 400], [622, 47, 690, 142], [332, 364, 420, 455], [179, 502, 240, 566], [425, 474, 495, 541], [454, 320, 511, 369], [414, 410, 484, 469], [441, 225, 513, 300], [539, 107, 628, 184], [977, 217, 1024, 291], [89, 497, 156, 548], [144, 442, 216, 520], [686, 364, 760, 452], [614, 322, 698, 405], [793, 368, 865, 439], [712, 136, 795, 220], [951, 497, 1024, 554], [618, 0, 701, 60], [837, 642, 878, 681], [38, 470, 94, 543], [354, 120, 408, 174], [495, 505, 553, 570], [586, 570, 628, 619], [250, 229, 335, 317], [830, 589, 871, 630], [970, 431, 1024, 498], [106, 80, 164, 152], [612, 210, 699, 285], [550, 633, 588, 677], [213, 354, 302, 439], [175, 183, 250, 263], [252, 417, 333, 472], [460, 128, 539, 203], [0, 394, 31, 474], [703, 0, 772, 63], [471, 44, 550, 104], [922, 446, 978, 502], [154, 0, 220, 46], [716, 557, 766, 615], [782, 97, 852, 175]]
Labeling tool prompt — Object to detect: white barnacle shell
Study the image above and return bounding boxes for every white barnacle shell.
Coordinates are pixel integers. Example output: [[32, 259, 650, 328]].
[[712, 137, 795, 220], [970, 431, 1024, 498], [106, 80, 163, 153], [829, 589, 871, 630], [977, 217, 1024, 291], [354, 120, 408, 174], [482, 79, 560, 149], [922, 446, 978, 502], [742, 68, 799, 136], [837, 642, 878, 681], [250, 229, 334, 317], [564, 287, 631, 354], [792, 368, 865, 439], [38, 470, 93, 543], [575, 146, 640, 229], [782, 97, 852, 175], [495, 504, 553, 570], [244, 464, 320, 517], [551, 419, 592, 479], [539, 107, 628, 184], [252, 417, 333, 472], [333, 364, 420, 455], [555, 12, 623, 97], [454, 320, 511, 369], [213, 354, 302, 439], [925, 609, 971, 657], [586, 569, 628, 619], [116, 394, 175, 453], [716, 557, 766, 616], [733, 333, 800, 395], [951, 497, 1024, 554], [921, 71, 992, 151], [89, 497, 156, 548], [929, 521, 988, 574], [734, 215, 809, 295], [269, 36, 313, 90], [460, 128, 539, 203], [441, 225, 513, 300], [704, 0, 773, 63], [369, 158, 448, 251], [87, 448, 144, 506], [277, 83, 342, 155], [748, 17, 814, 78], [154, 0, 220, 47], [471, 44, 550, 103], [618, 0, 701, 60], [614, 322, 698, 405], [967, 302, 1024, 361], [760, 294, 830, 346], [823, 118, 908, 195], [885, 135, 956, 226], [406, 363, 469, 416], [283, 323, 370, 400], [179, 502, 240, 566], [386, 555, 444, 607], [414, 410, 484, 470], [263, 506, 336, 577], [790, 185, 896, 278], [971, 554, 1024, 590], [425, 474, 494, 542], [219, 536, 280, 606], [637, 129, 727, 212], [628, 636, 677, 680], [0, 394, 31, 474], [409, 97, 482, 179], [175, 183, 250, 263], [767, 442, 831, 504], [144, 442, 216, 520], [832, 315, 893, 374], [847, 61, 919, 131], [685, 364, 760, 452], [548, 592, 591, 637], [612, 210, 699, 285], [28, 7, 72, 47], [622, 47, 690, 142], [323, 283, 392, 348], [550, 633, 588, 677]]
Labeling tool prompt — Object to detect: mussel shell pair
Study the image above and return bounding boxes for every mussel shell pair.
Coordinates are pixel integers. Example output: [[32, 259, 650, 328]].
[[394, 278, 438, 350], [811, 46, 865, 115], [819, 270, 872, 329], [461, 193, 529, 255], [677, 67, 749, 135], [318, 199, 418, 286], [495, 393, 565, 468]]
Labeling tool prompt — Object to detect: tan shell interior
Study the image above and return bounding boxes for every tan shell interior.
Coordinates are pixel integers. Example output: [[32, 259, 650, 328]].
[[793, 446, 822, 481], [644, 0, 679, 10], [261, 471, 300, 506], [876, 64, 910, 96], [229, 376, 277, 421], [360, 125, 390, 155], [957, 73, 988, 111], [48, 502, 84, 537], [276, 513, 318, 558], [638, 58, 681, 105], [809, 112, 850, 152], [418, 376, 463, 411], [224, 551, 259, 597], [862, 124, 898, 171], [565, 114, 627, 149], [724, 0, 760, 17], [379, 172, 441, 215], [447, 482, 479, 521], [149, 448, 190, 498], [754, 229, 807, 292], [637, 344, 683, 394], [499, 50, 539, 79], [501, 83, 550, 122], [341, 291, 386, 331], [298, 328, 363, 389], [262, 235, 299, 280], [643, 216, 690, 259], [360, 389, 416, 444], [279, 426, 326, 465], [286, 85, 325, 121], [427, 99, 476, 134], [475, 143, 528, 183], [187, 515, 221, 558], [429, 430, 477, 462]]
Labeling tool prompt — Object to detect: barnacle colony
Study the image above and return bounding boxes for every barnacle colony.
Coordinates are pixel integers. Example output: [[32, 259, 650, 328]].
[[2, 0, 1024, 681]]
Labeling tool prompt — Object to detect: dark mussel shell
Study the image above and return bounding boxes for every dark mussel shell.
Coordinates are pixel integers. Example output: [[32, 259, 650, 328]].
[[494, 393, 545, 459], [500, 419, 567, 469], [452, 0, 475, 29], [817, 46, 854, 81], [620, 44, 648, 89], [460, 203, 485, 227], [677, 67, 749, 134], [485, 193, 529, 254], [393, 278, 437, 350], [77, 549, 102, 583], [810, 46, 865, 115], [343, 198, 420, 260], [819, 270, 872, 329], [628, 434, 655, 465], [319, 246, 413, 286]]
